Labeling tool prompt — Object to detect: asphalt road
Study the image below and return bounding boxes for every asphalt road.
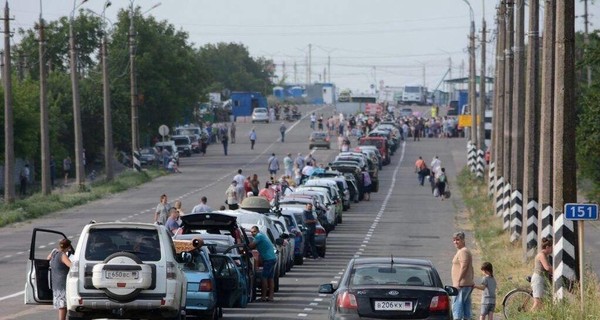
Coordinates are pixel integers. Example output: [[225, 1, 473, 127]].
[[2, 103, 596, 319]]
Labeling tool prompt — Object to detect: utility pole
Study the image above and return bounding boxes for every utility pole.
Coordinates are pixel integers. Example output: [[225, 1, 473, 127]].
[[552, 0, 579, 299], [39, 16, 51, 195], [3, 1, 15, 203], [327, 55, 331, 83], [308, 43, 312, 84], [478, 14, 486, 153], [493, 1, 507, 218], [502, 0, 515, 231], [509, 0, 525, 243], [523, 0, 540, 258], [69, 8, 85, 190], [129, 7, 140, 172], [293, 61, 297, 84], [102, 24, 114, 180], [584, 0, 591, 86], [539, 0, 555, 242]]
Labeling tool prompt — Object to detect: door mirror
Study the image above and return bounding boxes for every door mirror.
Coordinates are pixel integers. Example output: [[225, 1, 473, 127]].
[[275, 238, 284, 246], [280, 233, 290, 240], [445, 285, 459, 296], [318, 283, 335, 294]]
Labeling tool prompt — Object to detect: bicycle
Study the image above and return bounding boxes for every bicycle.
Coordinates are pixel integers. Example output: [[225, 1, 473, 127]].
[[501, 276, 533, 319]]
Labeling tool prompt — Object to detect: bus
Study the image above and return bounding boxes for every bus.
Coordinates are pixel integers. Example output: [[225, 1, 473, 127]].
[[401, 85, 427, 105]]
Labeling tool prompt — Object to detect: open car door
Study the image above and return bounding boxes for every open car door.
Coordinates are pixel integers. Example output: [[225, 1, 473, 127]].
[[209, 254, 247, 308], [24, 228, 69, 304]]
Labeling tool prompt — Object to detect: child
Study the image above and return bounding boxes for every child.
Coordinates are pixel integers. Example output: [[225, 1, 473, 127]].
[[474, 261, 497, 320]]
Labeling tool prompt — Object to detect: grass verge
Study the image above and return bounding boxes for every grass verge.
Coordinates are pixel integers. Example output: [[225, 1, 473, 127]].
[[457, 167, 600, 319], [0, 169, 166, 228]]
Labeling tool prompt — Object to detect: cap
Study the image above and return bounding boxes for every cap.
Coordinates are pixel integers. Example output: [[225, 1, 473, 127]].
[[453, 231, 465, 240]]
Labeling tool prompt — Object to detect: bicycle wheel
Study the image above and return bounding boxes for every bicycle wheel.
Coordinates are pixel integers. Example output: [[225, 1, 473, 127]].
[[502, 288, 533, 319]]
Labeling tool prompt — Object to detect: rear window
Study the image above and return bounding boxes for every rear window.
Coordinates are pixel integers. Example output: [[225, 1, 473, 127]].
[[350, 265, 434, 287], [254, 108, 267, 113], [172, 137, 189, 145], [85, 228, 161, 261], [311, 132, 327, 138], [184, 253, 209, 272]]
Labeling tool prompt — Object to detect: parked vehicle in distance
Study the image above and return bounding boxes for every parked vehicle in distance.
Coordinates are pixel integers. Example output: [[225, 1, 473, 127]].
[[171, 135, 193, 157], [359, 136, 390, 165], [286, 206, 327, 258], [309, 131, 331, 150], [155, 140, 180, 165], [318, 257, 458, 320], [25, 223, 188, 320], [269, 208, 306, 265], [251, 107, 270, 123], [139, 147, 157, 166], [399, 108, 414, 117]]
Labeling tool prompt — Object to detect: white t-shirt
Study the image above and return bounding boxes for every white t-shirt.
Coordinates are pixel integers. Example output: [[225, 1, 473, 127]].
[[233, 174, 245, 186]]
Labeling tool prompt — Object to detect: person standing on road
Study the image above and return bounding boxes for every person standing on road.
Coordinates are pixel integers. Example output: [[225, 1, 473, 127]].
[[249, 127, 257, 150], [268, 153, 280, 177], [191, 196, 213, 213], [154, 194, 171, 225], [221, 127, 229, 155], [430, 155, 442, 178], [47, 238, 73, 320], [250, 173, 260, 196], [294, 153, 305, 173], [283, 153, 294, 177], [436, 168, 448, 200], [279, 122, 287, 142], [310, 112, 316, 130], [451, 231, 475, 320], [230, 122, 236, 143], [303, 203, 320, 259], [362, 167, 372, 201], [233, 169, 246, 203], [173, 200, 184, 216], [165, 208, 181, 234], [531, 237, 553, 311], [249, 226, 277, 302], [225, 180, 239, 210], [20, 164, 30, 196]]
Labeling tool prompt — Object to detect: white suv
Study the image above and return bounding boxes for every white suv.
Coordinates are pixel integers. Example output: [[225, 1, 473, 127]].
[[25, 222, 187, 320]]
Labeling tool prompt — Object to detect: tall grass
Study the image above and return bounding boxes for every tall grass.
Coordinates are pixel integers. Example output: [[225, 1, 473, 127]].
[[457, 168, 600, 319], [0, 169, 165, 227]]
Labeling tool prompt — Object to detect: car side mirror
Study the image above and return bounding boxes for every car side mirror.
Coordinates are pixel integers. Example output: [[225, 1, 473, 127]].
[[280, 233, 290, 240], [179, 252, 192, 263], [445, 285, 459, 296], [318, 283, 335, 294], [275, 238, 284, 246]]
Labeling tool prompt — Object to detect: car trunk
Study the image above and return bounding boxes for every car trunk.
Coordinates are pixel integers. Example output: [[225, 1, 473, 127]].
[[350, 287, 444, 319]]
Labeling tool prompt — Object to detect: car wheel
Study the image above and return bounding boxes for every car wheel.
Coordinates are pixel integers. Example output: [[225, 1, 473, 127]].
[[294, 254, 304, 265], [318, 246, 326, 258]]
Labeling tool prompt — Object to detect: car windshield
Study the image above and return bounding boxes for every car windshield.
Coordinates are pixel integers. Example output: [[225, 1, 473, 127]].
[[311, 132, 327, 139], [350, 264, 434, 287], [85, 228, 161, 261], [183, 252, 209, 272], [172, 137, 189, 145], [254, 108, 267, 114]]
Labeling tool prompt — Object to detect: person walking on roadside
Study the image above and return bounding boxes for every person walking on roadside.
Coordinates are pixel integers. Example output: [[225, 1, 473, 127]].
[[436, 168, 449, 200], [225, 180, 239, 210], [279, 122, 287, 142], [430, 155, 442, 178], [303, 203, 320, 259], [283, 153, 293, 177], [249, 127, 257, 150], [165, 208, 181, 234], [362, 167, 372, 201], [414, 156, 428, 186], [451, 231, 475, 320], [310, 112, 316, 130], [173, 200, 184, 216], [233, 169, 246, 203], [47, 238, 73, 320], [250, 174, 260, 196], [230, 122, 236, 143], [221, 128, 229, 155], [63, 156, 72, 185], [531, 237, 553, 311], [191, 196, 213, 213], [474, 262, 497, 320], [20, 164, 30, 196], [154, 194, 171, 225], [268, 153, 280, 177], [249, 226, 277, 302]]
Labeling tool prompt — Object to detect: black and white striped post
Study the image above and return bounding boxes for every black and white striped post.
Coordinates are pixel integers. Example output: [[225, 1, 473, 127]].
[[488, 162, 495, 197], [509, 188, 523, 242], [496, 176, 504, 217], [503, 182, 511, 230], [525, 199, 539, 258], [467, 141, 477, 173], [476, 149, 485, 179], [133, 150, 141, 172]]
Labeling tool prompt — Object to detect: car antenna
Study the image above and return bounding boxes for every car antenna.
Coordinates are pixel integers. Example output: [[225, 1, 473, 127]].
[[390, 254, 394, 265]]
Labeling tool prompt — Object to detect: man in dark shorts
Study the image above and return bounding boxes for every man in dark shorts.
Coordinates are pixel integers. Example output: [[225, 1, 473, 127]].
[[249, 226, 277, 302]]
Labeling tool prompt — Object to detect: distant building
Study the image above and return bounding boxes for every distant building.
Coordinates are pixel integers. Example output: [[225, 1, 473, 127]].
[[230, 92, 267, 117]]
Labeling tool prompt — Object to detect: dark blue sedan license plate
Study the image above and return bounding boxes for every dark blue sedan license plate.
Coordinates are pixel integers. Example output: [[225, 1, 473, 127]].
[[374, 300, 412, 311]]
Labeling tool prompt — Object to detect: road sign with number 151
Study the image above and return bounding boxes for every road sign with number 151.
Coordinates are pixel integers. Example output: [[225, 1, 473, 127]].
[[565, 203, 599, 220]]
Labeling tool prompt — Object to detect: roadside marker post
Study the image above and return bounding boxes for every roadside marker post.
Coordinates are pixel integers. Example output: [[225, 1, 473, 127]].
[[564, 203, 599, 313]]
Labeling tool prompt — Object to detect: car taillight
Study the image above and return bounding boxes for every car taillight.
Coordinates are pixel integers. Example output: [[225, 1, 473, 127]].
[[315, 228, 326, 236], [429, 295, 450, 312], [69, 260, 79, 278], [199, 279, 213, 292], [336, 291, 358, 310], [166, 261, 176, 279]]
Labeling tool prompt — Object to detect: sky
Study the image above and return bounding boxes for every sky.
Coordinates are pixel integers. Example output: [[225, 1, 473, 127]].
[[8, 0, 600, 94]]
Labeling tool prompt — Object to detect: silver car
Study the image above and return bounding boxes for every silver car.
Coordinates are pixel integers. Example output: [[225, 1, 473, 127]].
[[251, 107, 269, 123]]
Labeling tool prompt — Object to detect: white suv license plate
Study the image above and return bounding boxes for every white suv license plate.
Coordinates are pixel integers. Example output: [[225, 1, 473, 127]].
[[374, 300, 412, 311], [105, 271, 139, 280]]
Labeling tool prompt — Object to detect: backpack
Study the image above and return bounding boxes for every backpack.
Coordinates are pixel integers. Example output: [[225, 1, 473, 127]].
[[438, 174, 446, 183]]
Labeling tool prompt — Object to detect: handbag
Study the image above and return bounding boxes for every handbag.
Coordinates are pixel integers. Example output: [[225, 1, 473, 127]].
[[444, 190, 451, 199]]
